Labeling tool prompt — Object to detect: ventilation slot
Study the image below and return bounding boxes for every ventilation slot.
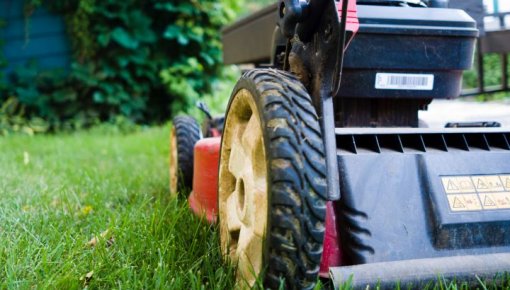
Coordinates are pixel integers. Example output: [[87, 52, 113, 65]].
[[377, 134, 404, 153], [400, 134, 426, 153], [353, 135, 380, 153], [485, 133, 510, 150], [465, 133, 490, 151], [444, 134, 469, 151], [422, 134, 447, 151], [336, 132, 510, 155], [337, 135, 356, 154]]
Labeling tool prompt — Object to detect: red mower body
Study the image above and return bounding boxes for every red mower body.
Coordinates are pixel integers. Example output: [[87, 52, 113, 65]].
[[189, 136, 342, 277], [188, 138, 221, 223]]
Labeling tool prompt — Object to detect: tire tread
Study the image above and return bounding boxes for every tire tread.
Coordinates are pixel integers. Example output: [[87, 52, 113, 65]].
[[240, 69, 327, 290], [172, 115, 201, 193]]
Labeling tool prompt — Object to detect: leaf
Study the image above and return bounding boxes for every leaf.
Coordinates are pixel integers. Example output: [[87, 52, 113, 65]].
[[80, 270, 94, 286], [163, 26, 182, 39], [97, 33, 111, 47], [93, 92, 105, 103], [111, 27, 139, 49], [177, 34, 189, 45], [87, 229, 115, 247], [154, 3, 178, 12]]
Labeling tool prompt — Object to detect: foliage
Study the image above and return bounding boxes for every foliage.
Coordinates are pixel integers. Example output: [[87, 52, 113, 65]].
[[463, 53, 510, 101], [0, 97, 50, 136], [0, 0, 241, 133]]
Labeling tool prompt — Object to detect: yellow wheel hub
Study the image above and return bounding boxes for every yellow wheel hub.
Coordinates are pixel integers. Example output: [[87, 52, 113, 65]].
[[219, 89, 268, 287]]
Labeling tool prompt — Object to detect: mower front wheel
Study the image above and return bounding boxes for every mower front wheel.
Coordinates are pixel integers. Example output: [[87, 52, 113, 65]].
[[218, 69, 328, 289], [170, 115, 201, 195]]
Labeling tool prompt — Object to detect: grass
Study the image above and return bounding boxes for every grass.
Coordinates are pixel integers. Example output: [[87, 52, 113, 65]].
[[0, 125, 235, 289], [1, 125, 509, 289]]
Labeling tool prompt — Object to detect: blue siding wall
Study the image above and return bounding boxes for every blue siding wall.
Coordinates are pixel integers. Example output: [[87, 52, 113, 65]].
[[0, 0, 71, 73]]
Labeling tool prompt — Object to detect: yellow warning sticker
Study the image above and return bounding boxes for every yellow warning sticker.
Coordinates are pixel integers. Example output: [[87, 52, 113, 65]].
[[471, 175, 505, 193], [479, 193, 510, 210], [501, 175, 510, 191], [441, 176, 475, 194], [441, 174, 510, 212], [447, 194, 482, 212]]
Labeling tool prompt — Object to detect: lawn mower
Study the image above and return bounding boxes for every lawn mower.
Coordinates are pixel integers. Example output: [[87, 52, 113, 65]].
[[170, 0, 510, 288]]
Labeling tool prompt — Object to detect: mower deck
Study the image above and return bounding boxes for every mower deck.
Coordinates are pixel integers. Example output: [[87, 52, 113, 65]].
[[328, 127, 510, 283]]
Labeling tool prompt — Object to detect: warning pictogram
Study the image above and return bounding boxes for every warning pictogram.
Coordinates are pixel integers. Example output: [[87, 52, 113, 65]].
[[471, 176, 505, 192], [479, 193, 510, 210], [447, 180, 459, 191], [477, 179, 488, 190], [441, 176, 475, 194], [483, 195, 496, 207], [447, 194, 482, 212], [453, 197, 465, 209]]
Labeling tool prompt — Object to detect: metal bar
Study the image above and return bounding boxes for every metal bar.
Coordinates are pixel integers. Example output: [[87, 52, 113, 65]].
[[485, 12, 510, 17], [494, 0, 499, 14], [335, 127, 510, 135], [330, 253, 510, 289], [476, 41, 485, 94], [321, 98, 341, 201], [324, 0, 351, 201]]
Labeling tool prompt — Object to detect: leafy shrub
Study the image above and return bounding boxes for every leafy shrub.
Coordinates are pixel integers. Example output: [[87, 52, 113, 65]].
[[0, 0, 241, 132], [463, 53, 510, 101]]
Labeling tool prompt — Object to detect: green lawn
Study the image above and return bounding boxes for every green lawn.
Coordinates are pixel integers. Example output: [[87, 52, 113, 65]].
[[0, 126, 234, 289], [1, 126, 508, 290]]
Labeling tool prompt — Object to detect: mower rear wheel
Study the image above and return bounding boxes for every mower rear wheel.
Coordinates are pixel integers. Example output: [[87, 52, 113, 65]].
[[170, 115, 201, 195], [218, 69, 327, 289]]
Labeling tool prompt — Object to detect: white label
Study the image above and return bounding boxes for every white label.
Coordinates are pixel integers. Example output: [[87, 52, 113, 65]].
[[375, 73, 434, 91]]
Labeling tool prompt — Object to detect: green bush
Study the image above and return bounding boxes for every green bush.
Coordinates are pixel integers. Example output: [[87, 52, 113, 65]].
[[0, 0, 241, 133], [463, 53, 510, 101]]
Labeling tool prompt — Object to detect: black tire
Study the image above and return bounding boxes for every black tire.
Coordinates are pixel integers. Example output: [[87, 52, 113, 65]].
[[218, 69, 327, 289], [170, 115, 201, 195]]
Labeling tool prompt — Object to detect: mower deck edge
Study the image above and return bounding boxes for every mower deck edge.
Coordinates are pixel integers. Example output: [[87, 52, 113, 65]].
[[330, 253, 510, 288]]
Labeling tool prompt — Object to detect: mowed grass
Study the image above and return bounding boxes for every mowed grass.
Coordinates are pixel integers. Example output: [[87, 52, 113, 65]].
[[0, 126, 235, 289], [1, 126, 509, 290]]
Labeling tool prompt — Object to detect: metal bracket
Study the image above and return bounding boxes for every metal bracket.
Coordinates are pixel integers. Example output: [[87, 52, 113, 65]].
[[279, 0, 359, 201]]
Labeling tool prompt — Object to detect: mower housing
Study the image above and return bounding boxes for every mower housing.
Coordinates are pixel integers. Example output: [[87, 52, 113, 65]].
[[223, 4, 478, 127], [213, 2, 510, 288]]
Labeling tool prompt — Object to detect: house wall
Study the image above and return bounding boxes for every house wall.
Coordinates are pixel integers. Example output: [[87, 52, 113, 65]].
[[0, 0, 71, 74]]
